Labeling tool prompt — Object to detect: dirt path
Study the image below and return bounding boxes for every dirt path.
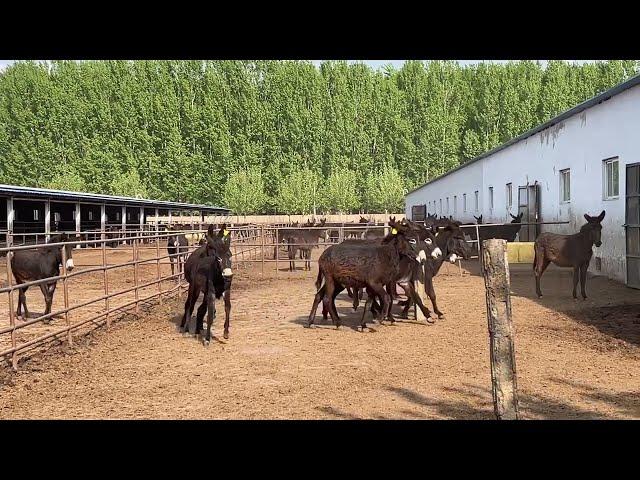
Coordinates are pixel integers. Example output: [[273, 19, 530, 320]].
[[1, 256, 639, 419]]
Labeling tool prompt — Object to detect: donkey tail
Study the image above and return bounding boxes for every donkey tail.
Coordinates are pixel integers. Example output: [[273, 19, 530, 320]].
[[532, 245, 537, 271], [315, 269, 324, 291]]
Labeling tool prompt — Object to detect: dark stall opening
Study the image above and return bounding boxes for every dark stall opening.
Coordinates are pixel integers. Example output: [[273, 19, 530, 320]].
[[80, 204, 102, 246], [13, 199, 45, 245], [105, 205, 124, 247], [51, 202, 76, 233], [0, 197, 6, 249]]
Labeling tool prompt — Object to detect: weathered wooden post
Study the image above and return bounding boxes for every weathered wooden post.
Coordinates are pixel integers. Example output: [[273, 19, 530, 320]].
[[481, 239, 520, 420]]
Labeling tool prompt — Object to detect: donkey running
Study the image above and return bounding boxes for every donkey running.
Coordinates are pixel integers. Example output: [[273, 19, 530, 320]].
[[534, 210, 605, 299]]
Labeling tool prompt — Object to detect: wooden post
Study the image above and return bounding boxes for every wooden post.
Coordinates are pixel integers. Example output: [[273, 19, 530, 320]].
[[156, 233, 163, 305], [44, 200, 51, 242], [61, 244, 72, 346], [100, 204, 106, 242], [5, 251, 18, 371], [481, 239, 519, 420], [133, 237, 140, 314], [275, 226, 279, 276], [75, 201, 81, 249], [102, 238, 110, 327], [6, 197, 14, 249], [121, 206, 127, 245]]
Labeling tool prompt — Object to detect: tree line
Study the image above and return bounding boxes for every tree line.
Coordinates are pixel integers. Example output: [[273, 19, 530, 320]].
[[0, 60, 637, 214]]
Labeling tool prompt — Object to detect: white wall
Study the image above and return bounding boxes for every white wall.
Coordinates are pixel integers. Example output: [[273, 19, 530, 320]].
[[406, 84, 640, 284]]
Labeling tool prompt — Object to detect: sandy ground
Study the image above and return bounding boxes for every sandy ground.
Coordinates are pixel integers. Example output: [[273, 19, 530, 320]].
[[0, 245, 639, 419]]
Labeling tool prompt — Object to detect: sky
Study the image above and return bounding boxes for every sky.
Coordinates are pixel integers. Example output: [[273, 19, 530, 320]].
[[0, 59, 600, 72]]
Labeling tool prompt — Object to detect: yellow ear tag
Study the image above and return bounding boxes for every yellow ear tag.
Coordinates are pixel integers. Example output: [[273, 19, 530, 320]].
[[223, 230, 229, 237], [391, 228, 398, 235]]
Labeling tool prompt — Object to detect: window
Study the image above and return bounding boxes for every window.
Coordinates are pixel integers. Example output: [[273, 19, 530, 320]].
[[489, 187, 494, 211], [453, 195, 457, 215], [603, 157, 619, 199], [463, 194, 467, 213], [474, 191, 479, 212], [88, 211, 93, 221], [446, 197, 450, 214], [411, 204, 426, 222], [560, 168, 570, 202], [506, 183, 513, 210], [53, 212, 61, 223], [33, 209, 39, 221], [439, 199, 442, 214]]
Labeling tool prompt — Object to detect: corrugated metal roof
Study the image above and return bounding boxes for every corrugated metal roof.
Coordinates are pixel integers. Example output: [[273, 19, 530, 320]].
[[0, 184, 230, 213], [406, 72, 640, 196]]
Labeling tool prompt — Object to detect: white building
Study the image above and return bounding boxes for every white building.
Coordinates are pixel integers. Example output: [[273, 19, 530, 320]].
[[405, 74, 640, 288]]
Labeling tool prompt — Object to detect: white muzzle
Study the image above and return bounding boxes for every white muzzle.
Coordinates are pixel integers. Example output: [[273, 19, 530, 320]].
[[417, 250, 427, 263], [449, 254, 459, 264], [66, 258, 75, 270], [222, 268, 233, 277], [431, 247, 442, 259]]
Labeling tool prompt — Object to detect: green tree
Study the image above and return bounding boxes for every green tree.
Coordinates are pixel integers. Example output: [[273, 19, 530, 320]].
[[275, 164, 320, 214], [363, 163, 406, 212], [320, 166, 359, 214], [44, 164, 85, 192], [223, 166, 268, 215], [110, 170, 149, 198]]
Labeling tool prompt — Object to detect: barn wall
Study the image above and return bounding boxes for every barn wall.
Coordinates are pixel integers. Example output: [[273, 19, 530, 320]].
[[406, 84, 640, 283]]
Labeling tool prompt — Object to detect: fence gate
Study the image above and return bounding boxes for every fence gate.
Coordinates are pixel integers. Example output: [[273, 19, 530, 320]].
[[626, 163, 640, 289], [517, 183, 540, 242]]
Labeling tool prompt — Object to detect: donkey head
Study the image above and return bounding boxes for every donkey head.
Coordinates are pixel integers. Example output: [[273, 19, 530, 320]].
[[400, 218, 442, 259], [48, 233, 75, 272], [204, 224, 233, 277], [509, 212, 524, 223], [473, 215, 483, 224], [582, 210, 606, 247], [440, 224, 471, 263]]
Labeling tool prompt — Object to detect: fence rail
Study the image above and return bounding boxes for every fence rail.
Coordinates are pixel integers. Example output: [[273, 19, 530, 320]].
[[1, 220, 570, 371]]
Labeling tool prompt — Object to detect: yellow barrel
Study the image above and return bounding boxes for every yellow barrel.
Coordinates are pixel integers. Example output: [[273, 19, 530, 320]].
[[506, 242, 535, 264]]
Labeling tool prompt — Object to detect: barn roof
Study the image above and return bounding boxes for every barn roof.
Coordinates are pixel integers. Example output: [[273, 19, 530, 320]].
[[0, 184, 230, 213], [406, 71, 640, 196]]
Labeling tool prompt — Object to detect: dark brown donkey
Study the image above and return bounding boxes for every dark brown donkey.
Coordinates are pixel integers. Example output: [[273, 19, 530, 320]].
[[10, 234, 75, 322], [534, 210, 605, 299]]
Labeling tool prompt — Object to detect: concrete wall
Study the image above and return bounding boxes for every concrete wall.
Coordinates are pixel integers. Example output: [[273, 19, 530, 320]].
[[406, 84, 640, 284]]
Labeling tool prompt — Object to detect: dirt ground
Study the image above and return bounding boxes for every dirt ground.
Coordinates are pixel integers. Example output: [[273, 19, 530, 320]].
[[0, 245, 639, 419]]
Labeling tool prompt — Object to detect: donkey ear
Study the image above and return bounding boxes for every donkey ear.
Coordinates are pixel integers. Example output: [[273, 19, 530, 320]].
[[597, 210, 606, 222], [510, 213, 517, 220], [584, 214, 593, 222]]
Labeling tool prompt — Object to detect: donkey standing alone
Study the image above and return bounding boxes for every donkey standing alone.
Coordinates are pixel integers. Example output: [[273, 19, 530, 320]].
[[533, 210, 605, 299]]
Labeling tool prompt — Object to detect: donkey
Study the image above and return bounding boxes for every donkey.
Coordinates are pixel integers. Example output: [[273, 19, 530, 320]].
[[167, 227, 189, 279], [182, 224, 233, 340], [307, 218, 432, 330], [534, 211, 605, 300], [10, 234, 75, 322]]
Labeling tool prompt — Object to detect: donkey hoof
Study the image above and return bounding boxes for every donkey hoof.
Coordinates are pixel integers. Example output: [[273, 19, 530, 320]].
[[203, 339, 210, 347], [437, 314, 445, 320], [223, 331, 229, 339]]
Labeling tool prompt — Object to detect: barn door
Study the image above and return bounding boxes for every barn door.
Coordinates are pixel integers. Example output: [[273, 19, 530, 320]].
[[517, 183, 540, 241], [626, 163, 640, 289]]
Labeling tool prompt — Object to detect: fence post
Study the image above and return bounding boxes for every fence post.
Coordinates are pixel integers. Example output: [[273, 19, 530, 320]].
[[5, 251, 18, 371], [481, 239, 520, 420], [133, 237, 140, 315], [61, 245, 72, 347], [102, 238, 110, 328], [261, 224, 265, 276], [156, 233, 163, 305], [275, 226, 279, 276]]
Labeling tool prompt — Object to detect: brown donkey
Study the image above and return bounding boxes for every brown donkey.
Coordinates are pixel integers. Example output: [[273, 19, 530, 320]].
[[533, 210, 605, 299]]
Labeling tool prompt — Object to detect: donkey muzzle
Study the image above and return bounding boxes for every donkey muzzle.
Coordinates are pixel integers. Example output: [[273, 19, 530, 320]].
[[66, 258, 75, 271], [431, 247, 442, 259], [222, 268, 233, 277], [595, 241, 602, 247]]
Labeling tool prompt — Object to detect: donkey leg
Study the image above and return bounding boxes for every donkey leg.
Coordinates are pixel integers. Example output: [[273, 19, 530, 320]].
[[405, 282, 435, 323], [324, 279, 342, 329], [426, 278, 444, 319], [308, 284, 326, 328], [194, 300, 209, 335], [534, 254, 550, 298], [572, 267, 580, 299], [16, 286, 27, 319], [370, 283, 391, 326], [204, 293, 216, 346], [580, 263, 588, 299], [223, 289, 231, 339]]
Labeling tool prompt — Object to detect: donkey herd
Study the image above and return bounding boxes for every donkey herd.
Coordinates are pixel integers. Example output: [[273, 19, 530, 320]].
[[4, 209, 607, 345]]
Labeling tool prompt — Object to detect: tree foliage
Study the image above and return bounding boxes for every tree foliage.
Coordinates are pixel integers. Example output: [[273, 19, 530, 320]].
[[1, 59, 637, 213]]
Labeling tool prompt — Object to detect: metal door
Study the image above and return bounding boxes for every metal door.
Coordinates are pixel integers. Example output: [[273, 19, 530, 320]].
[[626, 163, 640, 288], [517, 183, 540, 241]]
